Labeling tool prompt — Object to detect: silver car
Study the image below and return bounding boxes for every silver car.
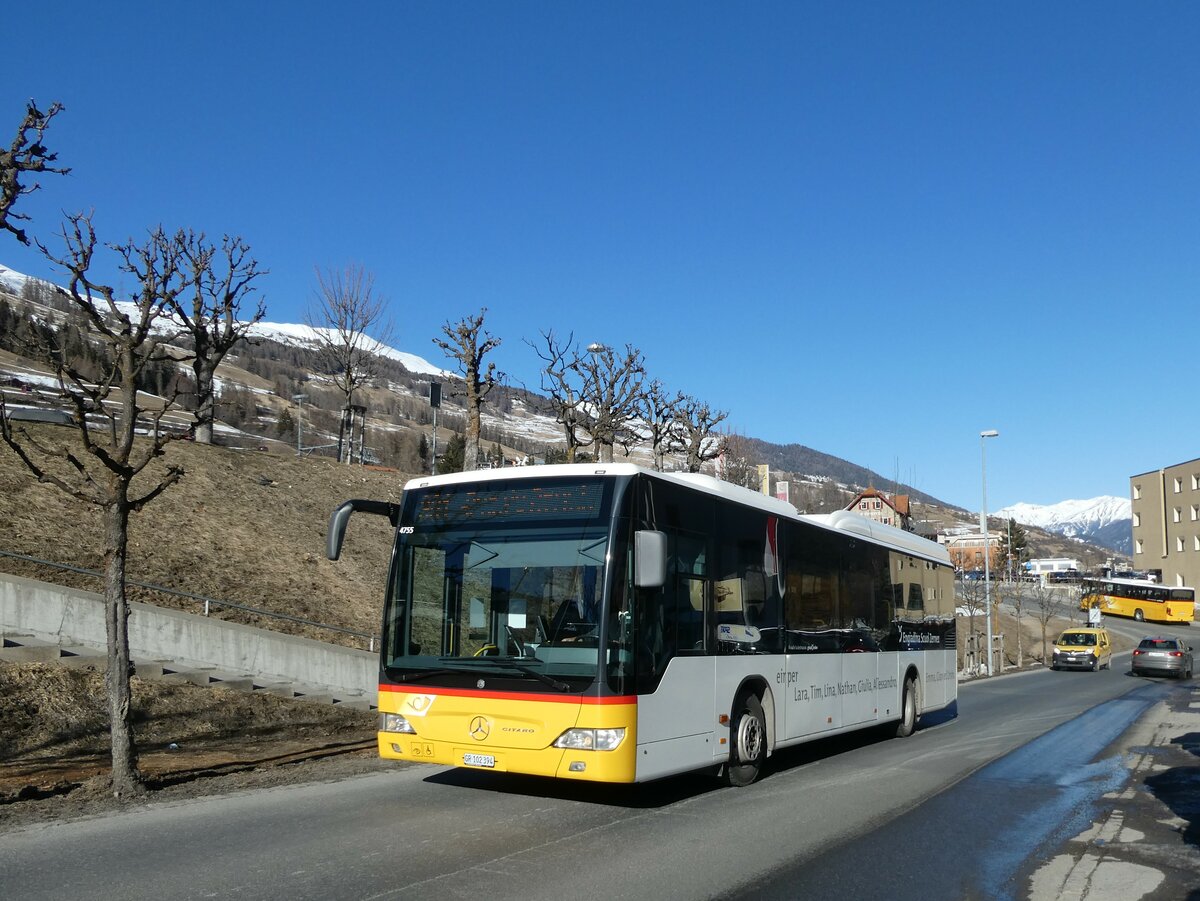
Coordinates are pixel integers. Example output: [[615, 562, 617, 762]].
[[1131, 637, 1194, 679]]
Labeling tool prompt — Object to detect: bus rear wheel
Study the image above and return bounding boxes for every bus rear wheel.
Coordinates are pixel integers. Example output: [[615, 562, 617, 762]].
[[1134, 609, 1145, 622], [894, 677, 918, 738], [725, 693, 766, 787]]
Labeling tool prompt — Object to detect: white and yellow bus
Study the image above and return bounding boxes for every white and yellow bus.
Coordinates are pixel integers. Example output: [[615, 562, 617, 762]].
[[327, 463, 957, 786], [1080, 577, 1194, 625]]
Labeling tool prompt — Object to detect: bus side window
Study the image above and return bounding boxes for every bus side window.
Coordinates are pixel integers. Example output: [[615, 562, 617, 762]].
[[666, 532, 708, 656], [714, 507, 781, 654]]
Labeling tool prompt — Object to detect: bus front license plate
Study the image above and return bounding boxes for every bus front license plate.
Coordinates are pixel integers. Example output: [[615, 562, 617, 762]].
[[463, 753, 496, 768]]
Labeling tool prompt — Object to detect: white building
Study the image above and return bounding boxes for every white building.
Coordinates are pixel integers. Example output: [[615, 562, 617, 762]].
[[1024, 558, 1081, 582]]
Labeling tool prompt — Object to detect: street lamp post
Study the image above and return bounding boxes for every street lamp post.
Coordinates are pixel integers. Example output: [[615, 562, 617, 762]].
[[980, 429, 999, 674], [586, 342, 611, 463], [292, 394, 307, 456]]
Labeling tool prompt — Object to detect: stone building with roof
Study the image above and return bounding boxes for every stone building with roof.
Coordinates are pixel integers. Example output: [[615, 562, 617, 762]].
[[845, 487, 912, 531]]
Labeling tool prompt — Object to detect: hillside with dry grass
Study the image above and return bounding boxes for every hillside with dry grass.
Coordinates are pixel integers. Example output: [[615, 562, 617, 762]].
[[0, 430, 417, 815], [0, 424, 416, 644]]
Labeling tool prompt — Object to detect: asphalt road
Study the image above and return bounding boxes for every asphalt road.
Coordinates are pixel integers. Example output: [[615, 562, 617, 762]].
[[0, 639, 1191, 901]]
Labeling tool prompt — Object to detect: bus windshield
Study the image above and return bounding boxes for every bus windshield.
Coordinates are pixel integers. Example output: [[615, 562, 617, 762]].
[[382, 477, 621, 690]]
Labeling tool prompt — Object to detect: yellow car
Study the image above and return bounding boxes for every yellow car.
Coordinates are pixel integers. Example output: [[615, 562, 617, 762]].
[[1051, 628, 1113, 672]]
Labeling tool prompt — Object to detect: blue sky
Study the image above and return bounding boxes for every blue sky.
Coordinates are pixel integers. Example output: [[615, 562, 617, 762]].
[[4, 2, 1198, 511]]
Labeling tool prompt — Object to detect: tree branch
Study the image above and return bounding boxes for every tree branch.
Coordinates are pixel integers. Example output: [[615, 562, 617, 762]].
[[0, 100, 69, 244]]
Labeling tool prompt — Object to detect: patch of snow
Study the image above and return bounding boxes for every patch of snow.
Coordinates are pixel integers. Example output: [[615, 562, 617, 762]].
[[212, 421, 254, 436], [212, 375, 276, 396], [3, 371, 62, 390]]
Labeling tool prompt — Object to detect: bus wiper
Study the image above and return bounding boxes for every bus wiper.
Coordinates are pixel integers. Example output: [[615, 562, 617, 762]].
[[502, 662, 572, 693], [391, 667, 466, 682], [439, 657, 572, 692]]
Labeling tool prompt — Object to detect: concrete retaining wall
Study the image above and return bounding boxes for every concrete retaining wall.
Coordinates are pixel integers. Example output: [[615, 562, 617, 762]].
[[0, 572, 375, 698]]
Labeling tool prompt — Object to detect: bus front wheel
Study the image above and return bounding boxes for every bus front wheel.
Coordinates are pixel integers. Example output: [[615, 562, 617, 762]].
[[894, 677, 918, 738], [725, 693, 766, 787], [1134, 609, 1145, 622]]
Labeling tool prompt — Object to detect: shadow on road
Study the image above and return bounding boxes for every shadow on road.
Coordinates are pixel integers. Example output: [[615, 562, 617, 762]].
[[1144, 729, 1200, 851], [423, 766, 725, 808], [424, 702, 960, 809]]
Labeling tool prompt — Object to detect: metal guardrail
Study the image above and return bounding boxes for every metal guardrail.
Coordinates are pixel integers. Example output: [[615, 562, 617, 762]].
[[0, 549, 378, 652]]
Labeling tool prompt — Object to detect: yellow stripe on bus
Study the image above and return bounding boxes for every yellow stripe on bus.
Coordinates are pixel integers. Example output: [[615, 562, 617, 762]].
[[378, 688, 639, 782]]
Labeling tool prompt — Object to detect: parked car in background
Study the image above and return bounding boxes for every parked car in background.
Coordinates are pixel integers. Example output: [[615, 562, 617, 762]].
[[1131, 637, 1194, 679], [1050, 628, 1113, 671]]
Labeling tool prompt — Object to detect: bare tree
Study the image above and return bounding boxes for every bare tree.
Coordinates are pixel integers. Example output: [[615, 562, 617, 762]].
[[956, 576, 987, 672], [1031, 580, 1071, 666], [1, 216, 196, 797], [1, 100, 69, 244], [577, 342, 645, 464], [529, 330, 592, 463], [433, 309, 501, 471], [305, 264, 391, 463], [793, 477, 847, 514], [677, 395, 728, 473], [1000, 579, 1027, 667], [641, 380, 685, 470], [174, 234, 267, 444], [716, 431, 760, 490]]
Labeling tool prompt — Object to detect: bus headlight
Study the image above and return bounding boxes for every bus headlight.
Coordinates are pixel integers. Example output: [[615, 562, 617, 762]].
[[379, 713, 417, 734], [553, 728, 626, 751]]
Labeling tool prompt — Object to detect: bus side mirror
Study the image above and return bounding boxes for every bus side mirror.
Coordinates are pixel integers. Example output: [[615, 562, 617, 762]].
[[327, 499, 402, 561], [634, 530, 667, 589]]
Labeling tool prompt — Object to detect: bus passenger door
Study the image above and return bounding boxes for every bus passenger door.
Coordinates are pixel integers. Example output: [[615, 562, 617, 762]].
[[635, 566, 716, 781]]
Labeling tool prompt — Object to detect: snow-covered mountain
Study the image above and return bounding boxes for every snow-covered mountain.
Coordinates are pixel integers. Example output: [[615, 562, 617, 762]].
[[0, 261, 575, 458], [995, 496, 1132, 554], [0, 263, 32, 293], [245, 319, 448, 378], [0, 263, 448, 377]]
